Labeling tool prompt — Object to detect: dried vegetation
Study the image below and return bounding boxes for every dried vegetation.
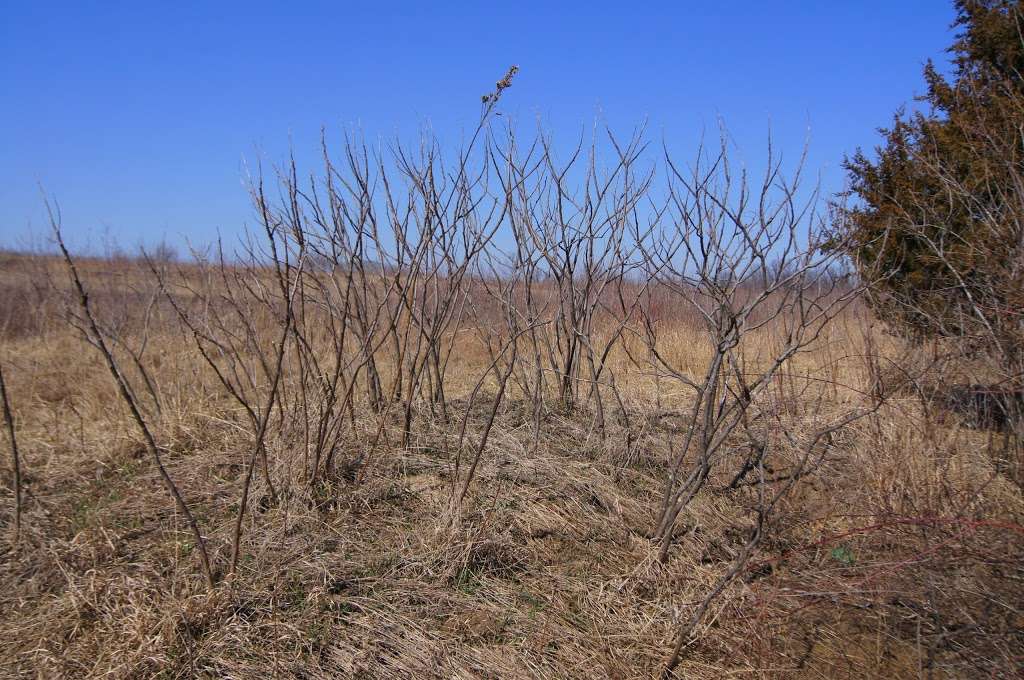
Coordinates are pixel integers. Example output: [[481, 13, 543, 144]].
[[0, 115, 1021, 678]]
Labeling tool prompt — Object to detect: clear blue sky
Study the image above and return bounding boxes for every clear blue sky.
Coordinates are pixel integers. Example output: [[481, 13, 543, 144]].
[[0, 1, 957, 253]]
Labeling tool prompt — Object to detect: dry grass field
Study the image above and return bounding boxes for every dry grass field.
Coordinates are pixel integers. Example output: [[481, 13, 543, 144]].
[[0, 248, 1021, 680], [5, 3, 1024, 677], [1, 117, 1023, 678]]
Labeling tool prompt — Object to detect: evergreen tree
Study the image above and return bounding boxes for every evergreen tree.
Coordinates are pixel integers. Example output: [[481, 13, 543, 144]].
[[842, 1, 1024, 367]]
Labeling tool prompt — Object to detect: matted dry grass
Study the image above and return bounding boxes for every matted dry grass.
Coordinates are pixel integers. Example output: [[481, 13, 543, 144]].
[[0, 254, 1021, 679]]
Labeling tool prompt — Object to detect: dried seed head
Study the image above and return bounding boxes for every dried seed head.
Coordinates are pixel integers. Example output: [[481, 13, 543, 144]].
[[482, 65, 519, 105]]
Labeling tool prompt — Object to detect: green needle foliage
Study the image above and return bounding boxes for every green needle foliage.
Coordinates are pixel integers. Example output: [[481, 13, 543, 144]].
[[840, 1, 1024, 368]]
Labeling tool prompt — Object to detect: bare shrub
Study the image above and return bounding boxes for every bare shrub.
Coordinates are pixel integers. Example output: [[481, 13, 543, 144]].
[[8, 73, 1018, 675], [48, 200, 216, 589]]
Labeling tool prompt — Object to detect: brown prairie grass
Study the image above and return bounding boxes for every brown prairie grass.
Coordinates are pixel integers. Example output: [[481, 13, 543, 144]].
[[0, 254, 1021, 679]]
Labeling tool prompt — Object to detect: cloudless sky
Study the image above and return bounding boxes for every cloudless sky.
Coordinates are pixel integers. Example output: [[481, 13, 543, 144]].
[[0, 1, 958, 253]]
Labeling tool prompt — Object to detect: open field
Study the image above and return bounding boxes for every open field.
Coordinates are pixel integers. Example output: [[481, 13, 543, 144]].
[[0, 245, 1021, 679], [5, 3, 1024, 678]]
